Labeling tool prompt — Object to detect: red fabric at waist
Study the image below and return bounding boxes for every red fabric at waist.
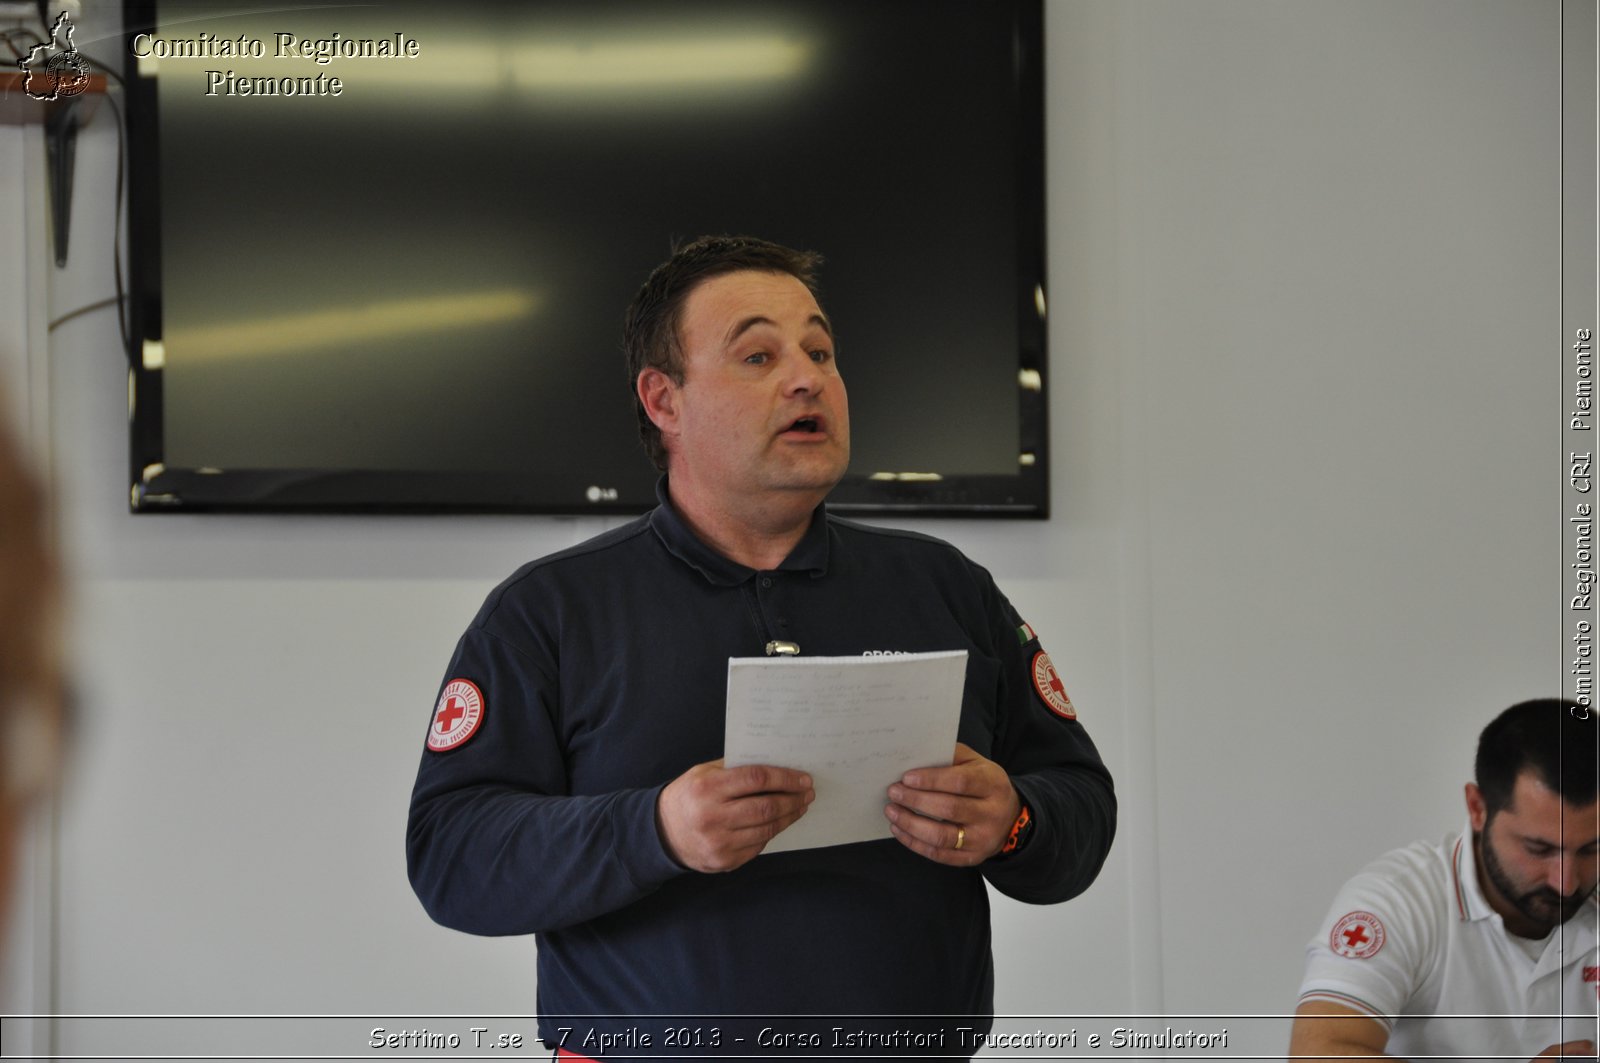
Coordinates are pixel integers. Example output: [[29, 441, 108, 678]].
[[556, 1049, 595, 1061]]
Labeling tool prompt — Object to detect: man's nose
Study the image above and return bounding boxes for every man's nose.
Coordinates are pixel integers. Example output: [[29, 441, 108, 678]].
[[781, 349, 825, 395], [1548, 856, 1580, 896]]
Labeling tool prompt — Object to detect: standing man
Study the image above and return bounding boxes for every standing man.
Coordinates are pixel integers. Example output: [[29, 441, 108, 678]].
[[1291, 699, 1599, 1062], [407, 235, 1116, 1057]]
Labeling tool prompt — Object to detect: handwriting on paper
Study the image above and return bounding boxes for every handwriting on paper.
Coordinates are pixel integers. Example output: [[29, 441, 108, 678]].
[[724, 651, 967, 853]]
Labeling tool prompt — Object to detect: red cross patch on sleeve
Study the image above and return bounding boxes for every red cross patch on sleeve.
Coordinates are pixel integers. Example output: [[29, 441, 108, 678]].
[[1030, 651, 1076, 720], [1330, 911, 1386, 959], [427, 678, 485, 752]]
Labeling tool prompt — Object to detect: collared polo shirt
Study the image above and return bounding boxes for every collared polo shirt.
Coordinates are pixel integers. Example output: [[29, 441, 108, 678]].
[[1298, 823, 1600, 1060]]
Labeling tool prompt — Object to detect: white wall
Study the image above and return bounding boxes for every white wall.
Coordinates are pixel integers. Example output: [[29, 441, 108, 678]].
[[2, 0, 1581, 1056], [1107, 0, 1564, 1005]]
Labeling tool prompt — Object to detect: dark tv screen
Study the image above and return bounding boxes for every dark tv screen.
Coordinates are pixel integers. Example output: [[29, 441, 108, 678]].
[[125, 0, 1048, 515]]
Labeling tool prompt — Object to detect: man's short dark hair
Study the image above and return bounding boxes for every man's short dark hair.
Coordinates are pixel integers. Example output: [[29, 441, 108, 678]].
[[1475, 698, 1598, 817], [622, 235, 825, 471]]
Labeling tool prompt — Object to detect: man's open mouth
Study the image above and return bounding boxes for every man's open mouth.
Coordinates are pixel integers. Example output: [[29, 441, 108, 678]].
[[786, 417, 821, 434]]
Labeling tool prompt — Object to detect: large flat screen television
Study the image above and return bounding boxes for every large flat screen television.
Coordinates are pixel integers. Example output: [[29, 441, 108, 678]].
[[124, 0, 1049, 516]]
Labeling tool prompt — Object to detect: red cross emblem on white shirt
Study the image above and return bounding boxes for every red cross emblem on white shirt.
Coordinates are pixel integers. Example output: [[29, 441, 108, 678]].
[[1330, 911, 1385, 959]]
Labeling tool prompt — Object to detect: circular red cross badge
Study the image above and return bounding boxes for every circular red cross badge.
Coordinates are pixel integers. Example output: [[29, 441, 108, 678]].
[[1330, 911, 1386, 959], [1031, 651, 1076, 719], [427, 678, 484, 752]]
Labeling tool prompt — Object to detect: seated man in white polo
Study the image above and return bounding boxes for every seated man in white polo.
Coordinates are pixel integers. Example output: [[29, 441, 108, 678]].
[[1291, 699, 1599, 1062]]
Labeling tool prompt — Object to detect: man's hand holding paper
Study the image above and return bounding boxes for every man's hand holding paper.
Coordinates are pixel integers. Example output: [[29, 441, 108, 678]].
[[885, 742, 1023, 866], [656, 761, 815, 873]]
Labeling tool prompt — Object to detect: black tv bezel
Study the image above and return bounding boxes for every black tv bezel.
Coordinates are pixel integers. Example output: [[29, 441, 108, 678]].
[[123, 0, 1049, 518]]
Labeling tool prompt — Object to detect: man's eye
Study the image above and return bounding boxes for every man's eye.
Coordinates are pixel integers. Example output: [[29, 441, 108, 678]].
[[744, 352, 769, 365], [809, 349, 833, 363]]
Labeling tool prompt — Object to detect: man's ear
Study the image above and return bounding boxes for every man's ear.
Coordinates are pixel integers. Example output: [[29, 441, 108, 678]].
[[1465, 782, 1488, 833], [637, 368, 680, 434]]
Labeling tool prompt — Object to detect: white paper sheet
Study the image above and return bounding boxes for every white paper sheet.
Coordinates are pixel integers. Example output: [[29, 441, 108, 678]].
[[722, 650, 968, 854]]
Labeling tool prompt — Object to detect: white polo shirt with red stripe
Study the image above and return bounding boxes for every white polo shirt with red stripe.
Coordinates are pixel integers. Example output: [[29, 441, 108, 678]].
[[1298, 824, 1600, 1059]]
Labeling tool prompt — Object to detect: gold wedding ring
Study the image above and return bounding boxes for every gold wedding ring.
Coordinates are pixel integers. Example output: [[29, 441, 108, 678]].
[[954, 826, 966, 851]]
